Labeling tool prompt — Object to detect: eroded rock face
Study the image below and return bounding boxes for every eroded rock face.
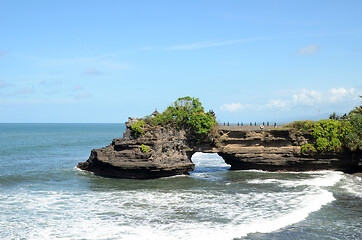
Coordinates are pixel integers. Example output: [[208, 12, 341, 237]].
[[216, 127, 361, 173], [77, 122, 361, 179], [77, 120, 195, 179]]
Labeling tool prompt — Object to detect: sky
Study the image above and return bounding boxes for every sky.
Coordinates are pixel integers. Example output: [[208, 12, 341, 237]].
[[0, 0, 361, 123]]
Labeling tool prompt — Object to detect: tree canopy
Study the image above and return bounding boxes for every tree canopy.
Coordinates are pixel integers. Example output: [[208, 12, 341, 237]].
[[288, 100, 362, 153], [144, 97, 216, 137]]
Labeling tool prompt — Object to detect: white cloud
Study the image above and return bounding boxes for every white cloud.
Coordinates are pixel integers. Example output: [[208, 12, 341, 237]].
[[75, 92, 92, 99], [73, 85, 85, 91], [42, 54, 117, 66], [99, 61, 129, 70], [267, 99, 289, 109], [167, 37, 264, 50], [27, 54, 129, 72], [15, 88, 35, 95], [83, 67, 103, 76], [293, 89, 322, 106], [0, 80, 10, 88], [40, 80, 62, 86], [220, 103, 244, 112], [329, 88, 355, 102], [220, 87, 360, 116], [44, 90, 59, 95], [296, 45, 319, 55]]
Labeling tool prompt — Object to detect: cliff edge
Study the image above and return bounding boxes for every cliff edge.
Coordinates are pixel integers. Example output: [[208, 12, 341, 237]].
[[77, 118, 195, 179], [77, 120, 361, 179], [77, 96, 361, 179], [216, 126, 360, 173]]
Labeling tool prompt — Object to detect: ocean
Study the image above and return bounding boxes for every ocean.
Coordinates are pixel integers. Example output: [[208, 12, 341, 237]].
[[0, 123, 361, 240]]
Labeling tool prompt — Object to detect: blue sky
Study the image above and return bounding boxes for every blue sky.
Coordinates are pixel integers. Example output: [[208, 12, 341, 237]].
[[0, 0, 361, 123]]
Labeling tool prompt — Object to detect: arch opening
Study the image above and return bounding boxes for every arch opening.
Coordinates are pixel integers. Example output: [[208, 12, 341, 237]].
[[190, 152, 230, 174]]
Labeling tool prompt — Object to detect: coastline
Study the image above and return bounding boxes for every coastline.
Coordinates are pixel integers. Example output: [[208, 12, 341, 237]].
[[78, 120, 361, 179]]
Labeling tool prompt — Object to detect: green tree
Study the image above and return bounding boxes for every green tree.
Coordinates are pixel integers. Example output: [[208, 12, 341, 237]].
[[311, 119, 351, 152], [348, 96, 362, 116], [329, 112, 340, 120], [344, 114, 362, 151], [144, 96, 217, 138]]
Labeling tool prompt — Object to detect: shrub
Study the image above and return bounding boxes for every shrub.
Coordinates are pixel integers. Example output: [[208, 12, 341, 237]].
[[344, 132, 362, 151], [290, 119, 353, 154], [144, 97, 216, 138], [140, 144, 149, 153], [349, 106, 362, 116], [344, 114, 362, 151], [314, 137, 329, 152], [327, 137, 342, 152], [329, 112, 340, 120], [131, 120, 145, 136], [301, 143, 316, 154], [311, 119, 351, 153], [349, 114, 362, 133], [284, 120, 314, 134]]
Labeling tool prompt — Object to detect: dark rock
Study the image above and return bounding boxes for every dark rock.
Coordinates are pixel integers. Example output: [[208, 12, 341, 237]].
[[216, 127, 361, 173], [77, 122, 361, 179], [77, 122, 195, 179]]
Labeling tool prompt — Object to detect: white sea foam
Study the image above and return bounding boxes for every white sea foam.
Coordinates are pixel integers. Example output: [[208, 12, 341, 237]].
[[239, 169, 266, 173], [0, 177, 336, 240], [339, 174, 362, 198], [247, 171, 344, 189], [293, 171, 343, 187], [0, 154, 347, 240], [74, 166, 84, 171], [247, 179, 281, 184], [242, 190, 333, 234], [161, 174, 189, 179]]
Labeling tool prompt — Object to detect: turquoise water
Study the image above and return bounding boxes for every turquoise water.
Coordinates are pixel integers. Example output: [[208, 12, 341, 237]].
[[0, 124, 361, 239]]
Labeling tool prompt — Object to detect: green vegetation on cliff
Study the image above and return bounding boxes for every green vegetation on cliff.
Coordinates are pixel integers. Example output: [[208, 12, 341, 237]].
[[288, 119, 352, 153], [345, 97, 362, 151], [344, 114, 362, 151], [287, 102, 362, 154], [131, 97, 217, 139], [140, 144, 149, 153], [131, 120, 145, 136], [312, 119, 351, 152]]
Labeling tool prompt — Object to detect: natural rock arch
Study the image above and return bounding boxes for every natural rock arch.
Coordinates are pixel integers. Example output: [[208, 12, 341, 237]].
[[189, 152, 230, 173], [77, 120, 361, 179]]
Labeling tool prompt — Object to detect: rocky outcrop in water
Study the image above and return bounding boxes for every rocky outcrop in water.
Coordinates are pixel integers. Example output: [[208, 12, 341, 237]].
[[216, 126, 361, 173], [77, 118, 195, 179], [77, 120, 361, 179]]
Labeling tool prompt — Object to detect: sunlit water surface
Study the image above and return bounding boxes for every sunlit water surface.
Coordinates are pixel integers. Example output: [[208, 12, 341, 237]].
[[0, 124, 361, 240]]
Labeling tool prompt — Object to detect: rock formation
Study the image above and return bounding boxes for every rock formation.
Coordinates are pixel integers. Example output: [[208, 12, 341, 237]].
[[77, 118, 195, 179], [216, 126, 361, 173], [77, 119, 361, 179]]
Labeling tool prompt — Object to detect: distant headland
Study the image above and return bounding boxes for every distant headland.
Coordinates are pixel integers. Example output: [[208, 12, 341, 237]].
[[77, 97, 361, 179]]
